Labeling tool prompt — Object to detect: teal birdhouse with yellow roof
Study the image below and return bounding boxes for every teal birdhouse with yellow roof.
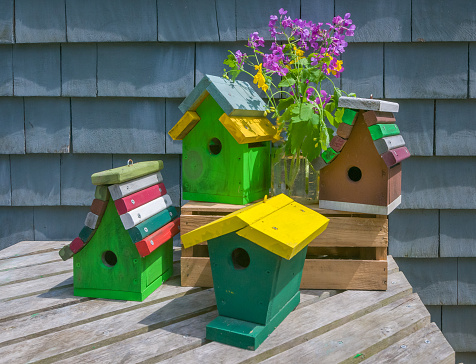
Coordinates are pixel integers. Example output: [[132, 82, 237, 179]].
[[168, 75, 277, 205], [181, 194, 329, 350]]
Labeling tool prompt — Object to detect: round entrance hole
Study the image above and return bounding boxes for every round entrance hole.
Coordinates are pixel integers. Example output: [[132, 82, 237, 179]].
[[208, 138, 222, 155], [231, 248, 250, 270], [348, 166, 362, 182], [102, 251, 118, 267]]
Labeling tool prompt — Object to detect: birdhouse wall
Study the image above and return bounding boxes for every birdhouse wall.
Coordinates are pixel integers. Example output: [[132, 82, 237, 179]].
[[73, 198, 172, 300], [320, 112, 397, 207], [208, 233, 306, 326], [182, 95, 270, 204]]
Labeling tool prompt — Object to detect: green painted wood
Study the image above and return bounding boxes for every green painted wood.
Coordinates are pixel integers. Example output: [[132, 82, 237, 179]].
[[91, 160, 164, 186], [78, 226, 95, 243], [206, 290, 300, 350], [368, 123, 401, 141], [128, 206, 178, 243], [342, 108, 358, 125], [73, 199, 173, 301], [59, 245, 74, 261], [321, 147, 339, 163], [182, 95, 270, 205], [208, 233, 306, 326]]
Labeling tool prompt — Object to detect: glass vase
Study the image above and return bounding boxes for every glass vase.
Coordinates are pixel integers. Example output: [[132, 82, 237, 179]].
[[270, 148, 319, 205]]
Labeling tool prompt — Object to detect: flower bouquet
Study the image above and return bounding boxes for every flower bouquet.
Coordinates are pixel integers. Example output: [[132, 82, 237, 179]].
[[223, 9, 356, 202]]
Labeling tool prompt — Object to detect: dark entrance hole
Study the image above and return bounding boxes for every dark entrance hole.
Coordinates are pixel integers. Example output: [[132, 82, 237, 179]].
[[231, 248, 250, 270], [208, 138, 222, 155], [102, 250, 118, 267], [348, 166, 362, 182]]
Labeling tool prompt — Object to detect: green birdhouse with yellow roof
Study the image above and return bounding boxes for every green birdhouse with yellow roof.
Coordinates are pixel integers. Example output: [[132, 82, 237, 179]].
[[168, 75, 277, 205], [181, 194, 329, 350]]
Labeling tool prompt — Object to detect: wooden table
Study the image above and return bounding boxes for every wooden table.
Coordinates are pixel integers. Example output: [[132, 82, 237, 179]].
[[0, 241, 454, 363]]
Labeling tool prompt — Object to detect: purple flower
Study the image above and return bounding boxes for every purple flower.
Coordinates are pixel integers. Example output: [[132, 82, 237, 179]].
[[248, 32, 265, 48], [279, 8, 287, 15], [269, 15, 278, 37], [234, 50, 246, 67]]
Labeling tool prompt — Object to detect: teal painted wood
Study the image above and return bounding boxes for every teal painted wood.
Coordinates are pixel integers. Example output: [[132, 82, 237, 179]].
[[71, 98, 166, 154], [440, 210, 476, 257], [0, 156, 10, 205], [0, 0, 13, 43], [457, 258, 476, 305], [79, 226, 95, 243], [62, 44, 97, 97], [0, 97, 23, 154], [11, 154, 60, 206], [34, 206, 89, 240], [60, 154, 113, 206], [208, 233, 306, 326], [128, 206, 178, 243], [442, 306, 476, 352], [13, 44, 61, 96], [385, 43, 468, 99], [0, 207, 34, 250], [206, 291, 300, 350], [25, 98, 70, 153], [15, 0, 66, 43]]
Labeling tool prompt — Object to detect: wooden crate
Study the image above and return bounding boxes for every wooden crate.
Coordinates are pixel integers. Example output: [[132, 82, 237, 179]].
[[180, 200, 388, 290]]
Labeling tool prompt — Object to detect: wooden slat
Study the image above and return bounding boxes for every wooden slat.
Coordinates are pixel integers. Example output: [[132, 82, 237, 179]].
[[0, 289, 217, 363], [108, 172, 163, 200], [0, 241, 68, 260], [0, 259, 73, 286], [387, 255, 399, 274], [119, 194, 172, 229], [361, 322, 455, 364], [181, 214, 388, 248], [258, 294, 429, 363], [0, 250, 63, 271], [91, 160, 163, 185], [181, 256, 388, 290], [161, 271, 412, 364]]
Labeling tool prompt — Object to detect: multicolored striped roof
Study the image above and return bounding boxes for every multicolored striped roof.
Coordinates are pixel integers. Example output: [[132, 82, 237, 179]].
[[59, 161, 180, 260]]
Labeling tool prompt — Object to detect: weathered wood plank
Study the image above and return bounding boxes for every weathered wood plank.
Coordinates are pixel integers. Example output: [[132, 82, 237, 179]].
[[0, 259, 73, 286], [0, 289, 217, 363], [259, 294, 429, 363], [162, 271, 412, 364], [108, 172, 163, 200], [0, 272, 73, 302], [361, 322, 454, 364], [0, 241, 68, 260], [120, 195, 173, 230], [91, 161, 163, 186], [181, 256, 388, 290], [0, 250, 63, 271], [339, 97, 399, 113]]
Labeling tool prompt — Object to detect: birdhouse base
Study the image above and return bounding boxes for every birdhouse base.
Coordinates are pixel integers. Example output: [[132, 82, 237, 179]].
[[206, 290, 300, 350], [73, 267, 172, 301], [180, 201, 388, 291], [319, 195, 401, 215]]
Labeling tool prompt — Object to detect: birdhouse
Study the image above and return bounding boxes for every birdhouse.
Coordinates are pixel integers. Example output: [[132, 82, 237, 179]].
[[181, 194, 329, 350], [58, 161, 180, 301], [317, 97, 410, 215], [168, 74, 277, 205]]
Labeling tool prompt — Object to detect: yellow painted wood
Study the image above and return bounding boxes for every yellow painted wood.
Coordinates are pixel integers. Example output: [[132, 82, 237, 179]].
[[181, 194, 329, 260], [168, 111, 201, 140], [181, 194, 293, 248], [218, 113, 277, 144], [237, 203, 330, 260]]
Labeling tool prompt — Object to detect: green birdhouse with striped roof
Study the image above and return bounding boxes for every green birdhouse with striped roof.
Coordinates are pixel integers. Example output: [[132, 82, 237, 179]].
[[168, 75, 278, 205], [58, 161, 180, 301]]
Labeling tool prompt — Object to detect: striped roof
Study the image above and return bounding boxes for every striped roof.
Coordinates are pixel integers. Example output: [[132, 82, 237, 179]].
[[59, 161, 180, 260], [315, 97, 410, 171]]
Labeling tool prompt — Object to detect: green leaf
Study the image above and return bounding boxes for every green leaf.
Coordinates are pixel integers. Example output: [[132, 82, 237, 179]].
[[310, 113, 320, 126], [334, 107, 345, 125], [278, 78, 296, 88], [324, 109, 335, 127], [299, 103, 314, 120], [277, 97, 294, 112], [297, 58, 309, 67]]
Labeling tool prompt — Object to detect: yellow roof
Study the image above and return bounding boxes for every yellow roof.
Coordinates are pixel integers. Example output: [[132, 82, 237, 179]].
[[181, 194, 329, 260], [168, 111, 201, 141], [218, 113, 277, 144]]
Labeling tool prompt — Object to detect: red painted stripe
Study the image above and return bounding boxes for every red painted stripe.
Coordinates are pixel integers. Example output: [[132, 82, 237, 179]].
[[381, 146, 411, 167], [114, 183, 167, 215], [90, 199, 108, 216], [135, 218, 180, 258], [70, 237, 85, 254]]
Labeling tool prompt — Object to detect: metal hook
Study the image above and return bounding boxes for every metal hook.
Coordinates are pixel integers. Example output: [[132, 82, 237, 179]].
[[127, 159, 133, 166]]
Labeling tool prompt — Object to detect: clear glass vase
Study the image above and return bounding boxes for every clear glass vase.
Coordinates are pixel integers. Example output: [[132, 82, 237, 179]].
[[270, 148, 319, 205]]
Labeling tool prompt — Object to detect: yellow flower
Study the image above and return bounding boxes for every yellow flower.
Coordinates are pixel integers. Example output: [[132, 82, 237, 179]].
[[293, 45, 304, 58], [324, 53, 343, 76], [253, 63, 268, 92]]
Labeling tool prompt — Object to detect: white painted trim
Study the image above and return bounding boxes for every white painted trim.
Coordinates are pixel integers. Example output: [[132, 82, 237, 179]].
[[319, 196, 401, 215], [120, 194, 173, 230], [109, 172, 163, 200], [84, 212, 99, 229], [338, 96, 399, 113]]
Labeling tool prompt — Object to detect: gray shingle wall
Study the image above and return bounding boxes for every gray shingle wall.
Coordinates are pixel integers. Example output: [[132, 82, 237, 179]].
[[0, 0, 473, 356]]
